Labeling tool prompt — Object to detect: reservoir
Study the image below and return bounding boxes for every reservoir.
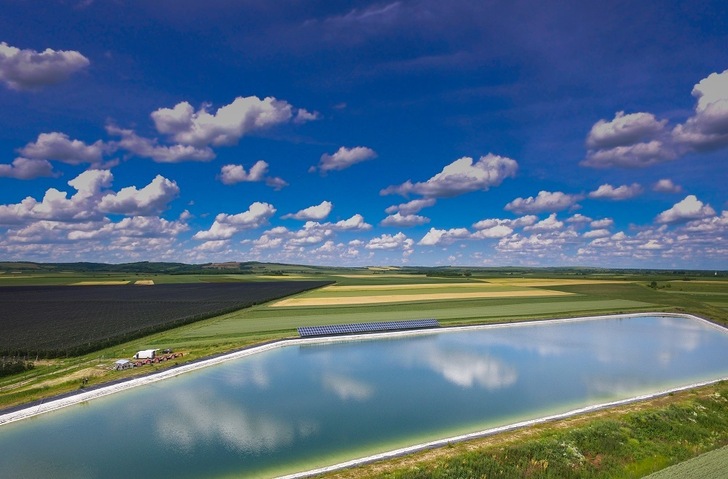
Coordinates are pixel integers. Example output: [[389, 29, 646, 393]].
[[2, 313, 728, 478]]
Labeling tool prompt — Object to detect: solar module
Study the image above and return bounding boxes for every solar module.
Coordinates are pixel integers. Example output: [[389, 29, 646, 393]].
[[298, 319, 439, 337]]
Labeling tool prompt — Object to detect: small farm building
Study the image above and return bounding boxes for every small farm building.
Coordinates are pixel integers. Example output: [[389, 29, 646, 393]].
[[114, 359, 132, 370]]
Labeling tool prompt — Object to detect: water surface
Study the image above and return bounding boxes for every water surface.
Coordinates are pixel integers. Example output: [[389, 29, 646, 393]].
[[2, 314, 728, 478]]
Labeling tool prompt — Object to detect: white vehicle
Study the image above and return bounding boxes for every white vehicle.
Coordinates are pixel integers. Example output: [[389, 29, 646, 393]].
[[133, 349, 157, 360]]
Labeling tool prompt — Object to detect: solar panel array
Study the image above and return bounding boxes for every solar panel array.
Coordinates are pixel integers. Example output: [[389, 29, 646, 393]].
[[298, 319, 439, 337]]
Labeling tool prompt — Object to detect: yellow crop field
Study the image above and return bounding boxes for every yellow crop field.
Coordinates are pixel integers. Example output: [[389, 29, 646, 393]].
[[252, 275, 311, 280], [330, 282, 502, 291], [271, 288, 573, 307], [332, 274, 430, 279], [483, 278, 628, 287]]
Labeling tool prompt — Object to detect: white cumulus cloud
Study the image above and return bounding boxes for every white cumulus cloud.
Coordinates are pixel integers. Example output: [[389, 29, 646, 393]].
[[313, 146, 377, 173], [524, 213, 564, 232], [567, 213, 593, 224], [250, 212, 372, 257], [282, 201, 333, 221], [0, 169, 111, 224], [582, 140, 675, 168], [582, 69, 728, 169], [582, 111, 675, 168], [655, 195, 716, 224], [418, 227, 470, 246], [586, 111, 667, 150], [382, 154, 517, 198], [505, 191, 581, 214], [294, 108, 321, 123], [219, 161, 268, 183], [385, 198, 437, 215], [684, 211, 728, 233], [152, 96, 295, 147], [588, 183, 643, 200], [365, 232, 413, 251], [107, 125, 215, 163], [471, 216, 537, 238], [583, 228, 611, 239], [98, 175, 180, 216], [333, 214, 372, 230], [68, 215, 189, 241], [0, 158, 55, 180], [590, 218, 614, 229], [472, 224, 513, 239], [193, 202, 277, 241], [0, 41, 89, 90], [653, 179, 683, 194], [19, 132, 106, 165], [671, 69, 728, 151], [0, 169, 180, 229], [218, 161, 288, 190], [380, 212, 430, 227]]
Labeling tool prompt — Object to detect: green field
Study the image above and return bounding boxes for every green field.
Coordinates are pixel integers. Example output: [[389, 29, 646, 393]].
[[164, 297, 652, 345], [643, 445, 728, 479]]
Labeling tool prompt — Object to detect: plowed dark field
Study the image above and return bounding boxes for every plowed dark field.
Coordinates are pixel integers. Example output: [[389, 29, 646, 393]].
[[0, 281, 331, 357]]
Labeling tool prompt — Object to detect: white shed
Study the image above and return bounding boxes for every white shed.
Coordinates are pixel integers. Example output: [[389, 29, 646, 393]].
[[114, 359, 132, 370]]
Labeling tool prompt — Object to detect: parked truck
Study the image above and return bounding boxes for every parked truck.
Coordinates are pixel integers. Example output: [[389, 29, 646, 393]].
[[128, 349, 182, 367], [133, 349, 157, 360]]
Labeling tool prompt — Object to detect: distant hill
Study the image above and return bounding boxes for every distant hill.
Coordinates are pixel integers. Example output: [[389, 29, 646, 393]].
[[0, 261, 723, 278], [0, 261, 353, 275]]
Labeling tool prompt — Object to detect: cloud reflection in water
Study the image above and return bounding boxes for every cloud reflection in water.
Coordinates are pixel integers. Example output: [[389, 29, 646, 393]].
[[422, 348, 518, 389], [156, 389, 318, 454], [394, 337, 518, 390], [322, 372, 374, 401]]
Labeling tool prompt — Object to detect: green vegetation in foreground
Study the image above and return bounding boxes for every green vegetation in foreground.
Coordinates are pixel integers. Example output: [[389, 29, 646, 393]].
[[643, 444, 728, 479], [318, 383, 728, 479]]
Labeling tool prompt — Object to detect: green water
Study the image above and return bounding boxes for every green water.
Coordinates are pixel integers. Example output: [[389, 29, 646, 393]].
[[2, 314, 728, 478]]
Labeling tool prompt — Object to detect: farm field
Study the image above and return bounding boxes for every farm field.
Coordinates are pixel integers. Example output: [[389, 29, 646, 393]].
[[100, 274, 728, 362], [173, 297, 651, 342], [0, 281, 331, 357], [644, 444, 728, 478], [271, 287, 574, 307]]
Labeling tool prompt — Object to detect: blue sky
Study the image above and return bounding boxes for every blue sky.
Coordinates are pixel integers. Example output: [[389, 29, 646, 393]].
[[0, 0, 727, 269]]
